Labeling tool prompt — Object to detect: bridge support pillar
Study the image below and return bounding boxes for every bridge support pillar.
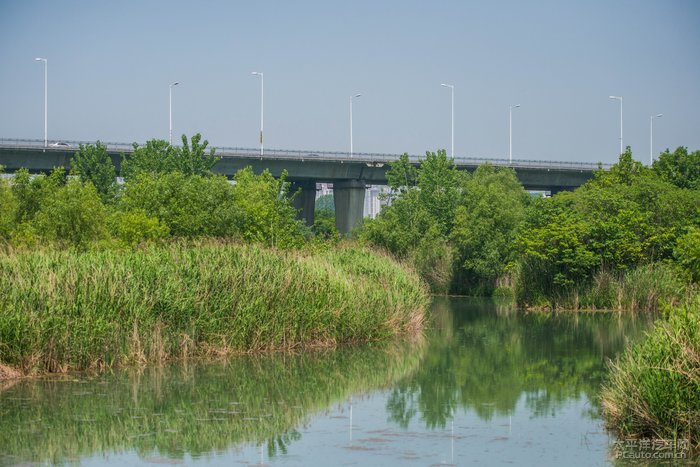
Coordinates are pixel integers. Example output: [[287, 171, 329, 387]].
[[333, 180, 366, 235], [290, 181, 317, 227]]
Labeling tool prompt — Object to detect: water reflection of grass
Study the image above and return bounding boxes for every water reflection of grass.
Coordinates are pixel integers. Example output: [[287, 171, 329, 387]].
[[0, 340, 424, 465], [387, 297, 651, 429]]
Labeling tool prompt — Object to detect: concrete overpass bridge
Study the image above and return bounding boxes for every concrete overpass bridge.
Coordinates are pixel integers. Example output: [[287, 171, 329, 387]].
[[0, 138, 609, 233]]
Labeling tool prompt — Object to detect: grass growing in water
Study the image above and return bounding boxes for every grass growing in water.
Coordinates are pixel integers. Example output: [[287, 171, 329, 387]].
[[0, 241, 428, 375], [601, 295, 700, 448]]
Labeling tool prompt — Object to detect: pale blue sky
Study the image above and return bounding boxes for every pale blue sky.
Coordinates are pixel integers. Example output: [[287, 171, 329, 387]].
[[1, 0, 698, 163]]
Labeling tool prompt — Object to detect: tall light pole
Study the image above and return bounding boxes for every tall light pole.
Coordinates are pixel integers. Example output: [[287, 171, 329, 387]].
[[350, 93, 362, 157], [169, 81, 179, 145], [35, 57, 47, 147], [251, 72, 264, 156], [650, 113, 663, 165], [609, 95, 623, 155], [441, 83, 454, 159], [509, 104, 520, 163]]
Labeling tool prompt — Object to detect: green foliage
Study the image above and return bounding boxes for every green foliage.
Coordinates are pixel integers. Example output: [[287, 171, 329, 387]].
[[385, 153, 418, 197], [108, 209, 169, 247], [653, 146, 700, 190], [516, 148, 700, 308], [602, 296, 700, 446], [70, 141, 117, 203], [416, 149, 461, 236], [315, 193, 334, 212], [451, 164, 528, 293], [11, 167, 66, 224], [119, 172, 239, 238], [359, 189, 433, 258], [362, 151, 530, 294], [675, 227, 700, 282], [33, 179, 108, 247], [517, 206, 598, 305], [121, 133, 218, 181], [232, 168, 305, 248], [0, 242, 428, 373], [312, 208, 339, 240], [409, 225, 454, 294], [0, 173, 17, 240]]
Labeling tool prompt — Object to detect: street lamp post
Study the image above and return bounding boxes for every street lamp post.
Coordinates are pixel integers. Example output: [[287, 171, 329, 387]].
[[609, 95, 623, 155], [441, 83, 454, 159], [169, 81, 179, 145], [251, 72, 264, 156], [650, 113, 663, 165], [350, 93, 361, 157], [35, 57, 47, 147], [509, 104, 520, 163]]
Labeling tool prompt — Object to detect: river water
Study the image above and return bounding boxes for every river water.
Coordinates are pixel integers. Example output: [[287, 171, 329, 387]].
[[1, 297, 661, 466]]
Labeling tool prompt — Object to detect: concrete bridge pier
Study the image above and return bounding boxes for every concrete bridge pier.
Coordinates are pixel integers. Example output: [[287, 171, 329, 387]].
[[290, 181, 317, 226], [333, 180, 366, 235]]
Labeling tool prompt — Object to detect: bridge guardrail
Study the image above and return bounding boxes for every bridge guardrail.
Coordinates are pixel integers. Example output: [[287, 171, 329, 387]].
[[0, 137, 612, 170]]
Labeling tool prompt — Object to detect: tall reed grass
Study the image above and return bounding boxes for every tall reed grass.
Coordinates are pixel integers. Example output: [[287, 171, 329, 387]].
[[0, 241, 428, 375], [517, 263, 689, 312], [601, 295, 700, 447]]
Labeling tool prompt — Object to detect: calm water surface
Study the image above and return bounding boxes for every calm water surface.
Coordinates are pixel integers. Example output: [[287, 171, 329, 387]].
[[1, 297, 661, 466]]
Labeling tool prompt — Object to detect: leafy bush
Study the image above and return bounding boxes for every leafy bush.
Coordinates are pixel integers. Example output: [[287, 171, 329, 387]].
[[121, 134, 218, 181], [71, 141, 117, 203], [119, 172, 239, 237], [675, 227, 700, 283], [33, 179, 108, 247], [231, 167, 305, 248], [109, 209, 169, 247]]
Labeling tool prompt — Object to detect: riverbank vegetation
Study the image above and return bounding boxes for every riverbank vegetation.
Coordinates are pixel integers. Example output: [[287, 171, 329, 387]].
[[0, 242, 427, 375], [601, 295, 700, 447], [358, 146, 699, 448], [0, 134, 428, 376], [359, 146, 700, 311]]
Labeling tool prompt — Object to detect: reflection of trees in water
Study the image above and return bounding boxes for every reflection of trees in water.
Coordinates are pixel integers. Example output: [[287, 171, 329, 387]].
[[387, 297, 651, 429], [0, 341, 424, 465]]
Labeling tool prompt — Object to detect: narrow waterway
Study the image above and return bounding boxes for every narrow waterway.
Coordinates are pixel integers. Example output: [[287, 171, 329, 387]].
[[0, 297, 657, 466]]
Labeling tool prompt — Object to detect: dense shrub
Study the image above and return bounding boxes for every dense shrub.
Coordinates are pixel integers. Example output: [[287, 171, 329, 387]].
[[33, 179, 108, 247]]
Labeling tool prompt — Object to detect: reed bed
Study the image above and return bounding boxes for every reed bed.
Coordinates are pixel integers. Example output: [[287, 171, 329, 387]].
[[601, 295, 700, 448], [0, 241, 428, 375]]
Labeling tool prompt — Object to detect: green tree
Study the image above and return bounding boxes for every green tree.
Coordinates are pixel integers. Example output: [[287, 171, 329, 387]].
[[70, 141, 117, 203], [174, 133, 219, 176], [675, 227, 700, 282], [386, 153, 418, 197], [517, 206, 598, 305], [34, 179, 108, 247], [232, 167, 304, 248], [416, 149, 461, 236], [653, 146, 700, 190], [121, 133, 218, 181], [315, 194, 335, 212], [451, 164, 528, 293], [12, 167, 66, 224], [119, 172, 239, 237]]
